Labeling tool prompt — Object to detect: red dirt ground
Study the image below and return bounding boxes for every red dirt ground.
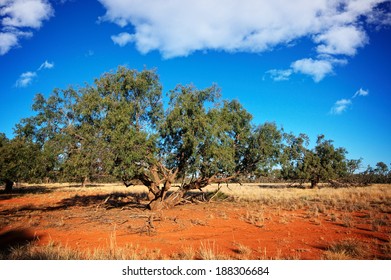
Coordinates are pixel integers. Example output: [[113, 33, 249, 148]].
[[0, 185, 390, 259]]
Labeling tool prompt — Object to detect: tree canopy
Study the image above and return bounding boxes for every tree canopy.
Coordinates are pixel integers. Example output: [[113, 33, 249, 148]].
[[1, 66, 376, 203]]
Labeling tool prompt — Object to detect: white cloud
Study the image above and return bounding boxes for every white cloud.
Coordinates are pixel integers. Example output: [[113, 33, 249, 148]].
[[38, 60, 54, 70], [291, 58, 334, 82], [0, 31, 18, 55], [366, 2, 391, 27], [1, 0, 53, 28], [15, 71, 37, 87], [266, 55, 347, 82], [0, 0, 53, 55], [265, 69, 293, 81], [15, 59, 54, 88], [314, 25, 368, 56], [330, 99, 352, 115], [99, 0, 387, 57], [353, 88, 369, 98], [111, 32, 134, 47], [330, 87, 369, 115], [99, 0, 389, 80]]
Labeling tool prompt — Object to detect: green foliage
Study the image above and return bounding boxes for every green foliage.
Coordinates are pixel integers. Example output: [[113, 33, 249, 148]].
[[357, 162, 391, 184], [280, 133, 309, 181], [375, 162, 389, 175], [247, 123, 282, 176], [18, 67, 163, 186], [92, 67, 163, 184], [0, 136, 42, 188], [1, 66, 370, 196], [281, 134, 349, 187], [160, 84, 262, 187]]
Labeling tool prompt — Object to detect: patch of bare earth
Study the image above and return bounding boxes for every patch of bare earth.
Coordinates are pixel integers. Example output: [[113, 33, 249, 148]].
[[1, 183, 390, 259]]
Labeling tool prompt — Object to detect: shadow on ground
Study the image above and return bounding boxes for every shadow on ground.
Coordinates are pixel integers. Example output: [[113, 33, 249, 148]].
[[0, 185, 57, 200], [0, 192, 150, 216], [0, 228, 41, 255]]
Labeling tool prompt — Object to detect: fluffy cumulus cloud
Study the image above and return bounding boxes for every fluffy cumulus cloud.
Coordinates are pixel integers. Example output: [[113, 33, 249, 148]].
[[111, 32, 134, 47], [98, 0, 390, 80], [314, 25, 368, 56], [0, 31, 18, 55], [0, 0, 53, 55], [291, 58, 334, 82], [289, 56, 348, 82]]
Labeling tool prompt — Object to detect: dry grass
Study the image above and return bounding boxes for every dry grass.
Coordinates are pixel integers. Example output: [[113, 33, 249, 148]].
[[3, 182, 390, 260], [197, 240, 227, 260], [0, 230, 165, 260], [233, 242, 252, 259], [171, 246, 196, 260], [380, 237, 391, 259], [19, 182, 391, 213], [205, 183, 391, 213], [323, 238, 370, 260], [1, 242, 166, 260], [341, 214, 355, 228], [1, 241, 83, 260], [242, 209, 265, 228]]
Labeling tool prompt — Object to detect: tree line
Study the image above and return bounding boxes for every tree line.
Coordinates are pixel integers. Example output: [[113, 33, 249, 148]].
[[1, 67, 389, 208]]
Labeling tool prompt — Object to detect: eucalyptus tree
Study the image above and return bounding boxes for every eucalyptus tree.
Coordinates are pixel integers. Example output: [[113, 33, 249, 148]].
[[158, 85, 254, 190], [375, 162, 389, 176], [5, 66, 286, 207], [281, 134, 349, 188], [8, 67, 359, 206], [248, 122, 283, 178], [280, 132, 310, 184], [89, 66, 163, 191], [0, 132, 42, 192], [23, 67, 163, 186]]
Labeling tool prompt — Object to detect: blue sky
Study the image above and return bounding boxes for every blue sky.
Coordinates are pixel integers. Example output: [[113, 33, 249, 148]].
[[1, 0, 390, 170]]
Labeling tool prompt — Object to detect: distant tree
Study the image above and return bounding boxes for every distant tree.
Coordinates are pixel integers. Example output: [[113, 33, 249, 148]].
[[375, 162, 389, 176], [247, 122, 283, 178], [0, 134, 42, 192], [358, 162, 391, 184], [280, 132, 310, 184], [24, 88, 83, 184], [346, 158, 362, 175], [281, 134, 349, 188]]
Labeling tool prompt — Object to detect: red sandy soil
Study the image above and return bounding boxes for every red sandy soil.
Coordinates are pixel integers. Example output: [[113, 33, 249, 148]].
[[0, 185, 390, 259]]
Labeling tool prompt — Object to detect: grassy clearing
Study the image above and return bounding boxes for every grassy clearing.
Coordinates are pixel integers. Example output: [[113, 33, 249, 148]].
[[2, 183, 390, 260], [211, 183, 391, 212], [15, 182, 391, 213]]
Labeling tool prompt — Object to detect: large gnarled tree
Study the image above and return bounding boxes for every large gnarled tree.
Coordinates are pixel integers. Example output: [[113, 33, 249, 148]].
[[18, 67, 280, 208]]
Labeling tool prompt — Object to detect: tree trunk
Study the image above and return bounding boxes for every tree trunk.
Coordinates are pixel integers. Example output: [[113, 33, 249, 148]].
[[310, 176, 319, 188], [81, 176, 88, 187], [147, 183, 161, 201], [4, 179, 14, 193], [148, 189, 185, 210]]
